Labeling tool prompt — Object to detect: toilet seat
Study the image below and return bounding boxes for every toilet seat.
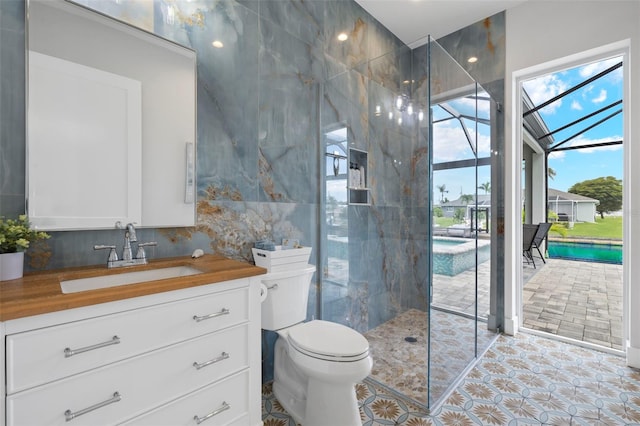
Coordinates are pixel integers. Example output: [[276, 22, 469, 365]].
[[287, 320, 369, 362]]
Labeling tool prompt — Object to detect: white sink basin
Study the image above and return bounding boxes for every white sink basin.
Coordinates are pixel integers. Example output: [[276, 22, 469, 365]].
[[60, 266, 203, 294]]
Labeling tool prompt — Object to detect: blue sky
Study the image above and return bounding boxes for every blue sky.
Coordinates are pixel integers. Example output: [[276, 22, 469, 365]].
[[523, 56, 624, 192], [432, 91, 492, 201], [432, 56, 623, 202]]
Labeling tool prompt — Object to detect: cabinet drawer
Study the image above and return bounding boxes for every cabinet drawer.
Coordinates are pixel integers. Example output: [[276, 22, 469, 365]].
[[6, 324, 248, 426], [6, 286, 248, 393], [120, 370, 249, 426]]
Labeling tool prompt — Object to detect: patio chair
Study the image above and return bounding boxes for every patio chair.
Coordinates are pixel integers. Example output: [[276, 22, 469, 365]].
[[532, 222, 552, 264], [523, 224, 539, 268]]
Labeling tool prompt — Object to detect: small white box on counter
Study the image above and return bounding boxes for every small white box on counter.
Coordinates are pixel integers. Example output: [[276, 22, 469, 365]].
[[251, 246, 312, 272]]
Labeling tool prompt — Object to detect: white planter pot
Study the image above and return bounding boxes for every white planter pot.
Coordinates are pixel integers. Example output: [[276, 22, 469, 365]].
[[0, 251, 25, 281]]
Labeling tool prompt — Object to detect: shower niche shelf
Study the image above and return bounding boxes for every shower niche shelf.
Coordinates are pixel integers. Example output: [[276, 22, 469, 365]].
[[347, 148, 370, 205]]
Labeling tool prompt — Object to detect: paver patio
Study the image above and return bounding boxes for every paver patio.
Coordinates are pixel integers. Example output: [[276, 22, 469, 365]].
[[432, 251, 623, 351], [522, 257, 623, 350]]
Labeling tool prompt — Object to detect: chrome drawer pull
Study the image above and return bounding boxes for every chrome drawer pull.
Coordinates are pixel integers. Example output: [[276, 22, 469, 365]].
[[64, 336, 120, 358], [64, 391, 121, 422], [193, 401, 230, 424], [193, 308, 230, 322], [193, 352, 229, 370]]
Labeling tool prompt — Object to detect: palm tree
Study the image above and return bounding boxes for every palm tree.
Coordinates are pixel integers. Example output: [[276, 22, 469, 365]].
[[460, 194, 474, 205], [478, 182, 491, 194], [436, 184, 448, 203]]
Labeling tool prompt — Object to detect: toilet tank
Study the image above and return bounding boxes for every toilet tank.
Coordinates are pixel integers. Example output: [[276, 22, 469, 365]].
[[261, 265, 316, 330]]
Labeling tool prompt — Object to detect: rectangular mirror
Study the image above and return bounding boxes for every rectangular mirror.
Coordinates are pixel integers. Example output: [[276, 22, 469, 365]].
[[27, 0, 197, 230]]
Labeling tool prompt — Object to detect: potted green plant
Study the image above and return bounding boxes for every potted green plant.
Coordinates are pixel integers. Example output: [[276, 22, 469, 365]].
[[0, 215, 50, 281]]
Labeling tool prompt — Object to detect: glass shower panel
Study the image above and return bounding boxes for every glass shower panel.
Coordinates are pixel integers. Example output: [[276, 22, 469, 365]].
[[320, 42, 432, 410], [428, 37, 482, 407], [323, 124, 350, 312], [320, 69, 363, 329]]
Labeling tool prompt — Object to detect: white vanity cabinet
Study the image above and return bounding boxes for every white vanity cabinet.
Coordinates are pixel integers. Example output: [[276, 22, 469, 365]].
[[0, 276, 263, 426]]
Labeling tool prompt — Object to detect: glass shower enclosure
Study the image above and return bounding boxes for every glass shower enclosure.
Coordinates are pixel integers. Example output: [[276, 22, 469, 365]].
[[428, 37, 498, 408], [319, 36, 497, 410]]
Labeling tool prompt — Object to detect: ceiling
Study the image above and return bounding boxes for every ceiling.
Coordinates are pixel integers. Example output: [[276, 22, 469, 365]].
[[354, 0, 528, 47]]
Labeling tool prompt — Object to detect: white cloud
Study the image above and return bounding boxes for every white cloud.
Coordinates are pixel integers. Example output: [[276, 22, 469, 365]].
[[432, 122, 490, 163], [456, 95, 491, 115], [592, 89, 607, 104], [326, 180, 347, 202], [579, 57, 623, 83], [475, 129, 491, 157], [522, 74, 567, 115], [559, 135, 623, 154], [548, 151, 565, 161], [571, 100, 583, 110], [433, 124, 472, 163], [582, 84, 594, 99]]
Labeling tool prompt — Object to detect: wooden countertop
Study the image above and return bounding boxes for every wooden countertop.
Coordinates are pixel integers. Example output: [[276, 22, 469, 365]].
[[0, 254, 266, 322]]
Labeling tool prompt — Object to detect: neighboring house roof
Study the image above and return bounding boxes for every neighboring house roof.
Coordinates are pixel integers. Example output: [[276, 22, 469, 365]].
[[440, 194, 491, 207], [548, 188, 599, 204]]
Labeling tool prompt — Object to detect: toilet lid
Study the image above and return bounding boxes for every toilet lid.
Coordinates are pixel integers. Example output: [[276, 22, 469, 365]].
[[287, 320, 369, 360]]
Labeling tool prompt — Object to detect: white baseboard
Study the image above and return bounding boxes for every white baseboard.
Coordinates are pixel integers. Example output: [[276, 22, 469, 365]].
[[504, 317, 518, 336], [627, 345, 640, 368]]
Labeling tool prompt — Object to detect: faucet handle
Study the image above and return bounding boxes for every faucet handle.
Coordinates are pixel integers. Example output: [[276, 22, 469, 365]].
[[135, 242, 157, 260], [94, 245, 118, 263]]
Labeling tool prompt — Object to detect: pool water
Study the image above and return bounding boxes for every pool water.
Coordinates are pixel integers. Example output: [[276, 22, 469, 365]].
[[433, 239, 465, 248], [548, 241, 622, 264]]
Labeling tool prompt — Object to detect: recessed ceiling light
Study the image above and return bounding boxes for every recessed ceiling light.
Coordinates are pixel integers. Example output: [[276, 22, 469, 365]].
[[212, 40, 224, 48], [468, 56, 478, 63], [337, 33, 348, 42]]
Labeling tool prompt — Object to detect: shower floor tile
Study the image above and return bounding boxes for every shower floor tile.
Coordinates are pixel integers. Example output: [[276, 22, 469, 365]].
[[364, 308, 497, 407]]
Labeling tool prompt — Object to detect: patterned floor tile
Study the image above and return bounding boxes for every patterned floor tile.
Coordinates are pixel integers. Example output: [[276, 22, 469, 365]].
[[262, 332, 640, 426]]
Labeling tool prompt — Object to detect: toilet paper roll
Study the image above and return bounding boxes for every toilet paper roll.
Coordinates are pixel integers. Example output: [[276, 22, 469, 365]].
[[260, 283, 268, 302]]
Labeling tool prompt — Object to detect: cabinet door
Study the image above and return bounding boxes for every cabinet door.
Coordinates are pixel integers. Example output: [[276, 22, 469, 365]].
[[6, 286, 248, 393], [7, 324, 248, 426]]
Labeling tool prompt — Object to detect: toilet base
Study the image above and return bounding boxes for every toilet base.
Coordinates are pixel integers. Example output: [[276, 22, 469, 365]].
[[272, 339, 365, 426], [273, 377, 361, 426], [273, 381, 306, 425], [304, 378, 362, 426]]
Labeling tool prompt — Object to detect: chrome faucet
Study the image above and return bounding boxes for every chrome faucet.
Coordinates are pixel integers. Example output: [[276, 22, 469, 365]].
[[122, 223, 138, 261], [127, 222, 137, 242], [95, 223, 157, 268]]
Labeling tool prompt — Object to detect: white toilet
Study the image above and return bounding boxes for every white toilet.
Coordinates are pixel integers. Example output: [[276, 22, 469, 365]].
[[261, 265, 373, 426]]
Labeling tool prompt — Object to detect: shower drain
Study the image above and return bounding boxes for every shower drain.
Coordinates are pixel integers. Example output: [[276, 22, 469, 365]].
[[404, 336, 418, 343]]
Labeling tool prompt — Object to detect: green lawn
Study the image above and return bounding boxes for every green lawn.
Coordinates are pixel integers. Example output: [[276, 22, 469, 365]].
[[550, 216, 622, 240], [435, 215, 621, 240], [434, 217, 461, 228]]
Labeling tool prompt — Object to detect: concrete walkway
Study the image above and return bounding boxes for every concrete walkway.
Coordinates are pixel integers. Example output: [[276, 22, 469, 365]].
[[522, 256, 623, 350]]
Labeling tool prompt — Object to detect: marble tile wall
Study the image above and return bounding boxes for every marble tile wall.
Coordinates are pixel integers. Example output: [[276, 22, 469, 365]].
[[1, 0, 395, 271], [0, 0, 505, 388]]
